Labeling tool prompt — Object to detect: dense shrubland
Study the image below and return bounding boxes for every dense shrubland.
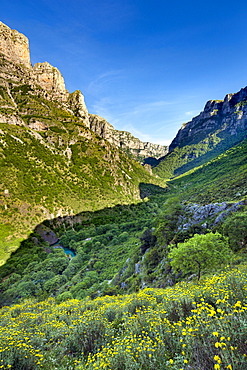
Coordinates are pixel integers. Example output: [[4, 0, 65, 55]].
[[1, 264, 247, 369], [1, 190, 247, 307]]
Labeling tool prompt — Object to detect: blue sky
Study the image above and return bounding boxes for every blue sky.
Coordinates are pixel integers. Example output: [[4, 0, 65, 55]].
[[1, 0, 247, 145]]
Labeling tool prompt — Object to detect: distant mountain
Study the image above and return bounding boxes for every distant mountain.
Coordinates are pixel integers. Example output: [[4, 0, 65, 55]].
[[88, 114, 168, 161], [154, 86, 247, 178], [0, 21, 166, 263]]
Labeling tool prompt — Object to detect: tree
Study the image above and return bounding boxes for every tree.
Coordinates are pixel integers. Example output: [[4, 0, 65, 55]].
[[154, 197, 182, 245], [140, 228, 157, 254], [221, 212, 247, 251], [168, 232, 233, 281]]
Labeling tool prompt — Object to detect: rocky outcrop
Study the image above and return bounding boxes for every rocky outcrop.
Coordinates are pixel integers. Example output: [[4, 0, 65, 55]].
[[32, 62, 69, 102], [179, 201, 245, 230], [89, 114, 168, 160], [154, 86, 247, 177], [0, 22, 71, 103], [0, 22, 31, 68], [34, 224, 59, 245], [67, 90, 90, 126], [169, 87, 247, 152], [0, 112, 25, 126]]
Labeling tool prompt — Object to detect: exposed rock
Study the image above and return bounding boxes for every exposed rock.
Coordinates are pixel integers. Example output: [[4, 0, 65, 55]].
[[32, 62, 69, 101], [213, 201, 245, 225], [28, 118, 48, 131], [0, 22, 31, 68], [67, 90, 90, 126], [180, 201, 245, 230], [135, 262, 141, 274], [34, 224, 59, 245], [89, 114, 168, 161], [0, 21, 167, 162], [169, 87, 247, 152], [0, 112, 25, 126]]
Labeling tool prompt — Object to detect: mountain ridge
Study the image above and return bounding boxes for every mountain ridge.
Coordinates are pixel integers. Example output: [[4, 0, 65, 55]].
[[0, 20, 247, 370], [0, 21, 167, 161], [154, 85, 247, 178], [1, 20, 247, 286]]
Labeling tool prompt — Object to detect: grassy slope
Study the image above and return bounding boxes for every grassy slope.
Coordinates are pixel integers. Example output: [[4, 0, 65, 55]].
[[154, 101, 247, 180], [0, 81, 165, 264], [167, 138, 247, 204]]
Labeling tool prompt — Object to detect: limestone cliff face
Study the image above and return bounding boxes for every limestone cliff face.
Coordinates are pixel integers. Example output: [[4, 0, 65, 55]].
[[154, 86, 247, 178], [0, 21, 167, 161], [89, 114, 168, 160], [0, 22, 31, 68], [0, 22, 72, 104], [169, 87, 247, 152], [32, 62, 69, 102], [0, 22, 90, 124], [67, 90, 90, 126]]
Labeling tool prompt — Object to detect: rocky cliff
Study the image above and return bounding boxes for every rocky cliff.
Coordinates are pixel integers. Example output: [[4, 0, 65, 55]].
[[169, 87, 247, 152], [154, 86, 247, 178], [32, 62, 69, 102], [0, 21, 166, 264], [89, 114, 167, 160], [0, 21, 31, 68], [0, 21, 166, 161]]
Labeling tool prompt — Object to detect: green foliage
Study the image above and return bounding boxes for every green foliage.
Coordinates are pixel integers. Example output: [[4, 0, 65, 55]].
[[1, 265, 247, 369], [168, 232, 233, 280], [154, 197, 182, 245], [165, 139, 247, 204], [0, 199, 161, 305], [0, 87, 163, 263], [140, 228, 157, 254], [154, 124, 247, 180], [221, 211, 247, 251]]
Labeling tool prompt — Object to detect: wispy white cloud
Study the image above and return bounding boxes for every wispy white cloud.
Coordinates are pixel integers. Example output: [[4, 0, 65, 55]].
[[123, 125, 172, 146], [185, 110, 198, 117], [87, 92, 202, 146], [118, 100, 174, 117], [88, 70, 125, 96]]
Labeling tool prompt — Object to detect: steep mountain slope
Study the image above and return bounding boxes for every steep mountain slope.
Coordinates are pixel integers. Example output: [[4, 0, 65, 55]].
[[88, 114, 167, 161], [167, 138, 247, 204], [154, 87, 247, 178], [0, 22, 166, 263]]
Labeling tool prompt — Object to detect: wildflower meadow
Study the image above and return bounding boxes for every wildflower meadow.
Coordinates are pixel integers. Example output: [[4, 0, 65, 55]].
[[0, 264, 247, 370]]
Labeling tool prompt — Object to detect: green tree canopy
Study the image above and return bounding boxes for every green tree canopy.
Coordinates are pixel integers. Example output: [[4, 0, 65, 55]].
[[154, 197, 182, 245], [168, 232, 233, 280], [221, 212, 247, 251]]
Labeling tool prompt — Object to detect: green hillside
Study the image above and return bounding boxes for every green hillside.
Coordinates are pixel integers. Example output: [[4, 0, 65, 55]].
[[154, 87, 247, 179], [167, 138, 247, 204], [153, 130, 247, 179], [0, 59, 165, 264], [1, 137, 247, 305]]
